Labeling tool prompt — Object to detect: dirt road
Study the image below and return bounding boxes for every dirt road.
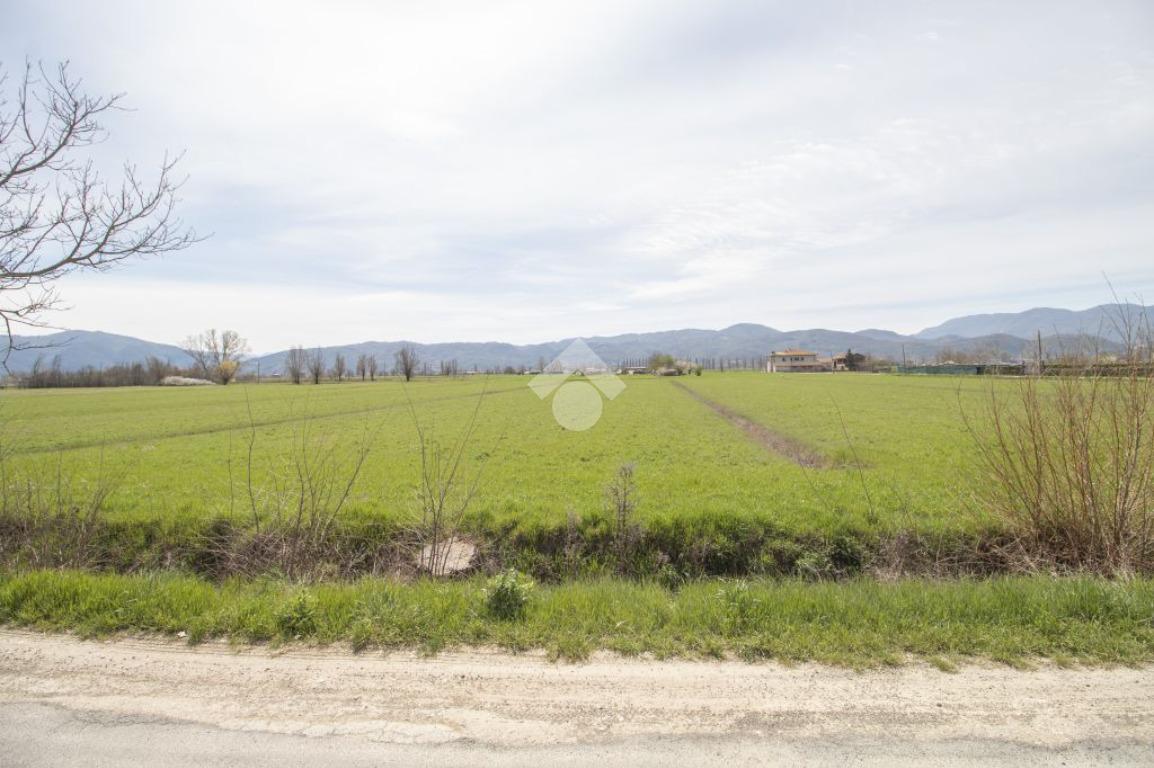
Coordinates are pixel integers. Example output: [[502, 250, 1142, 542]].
[[1, 629, 1151, 766]]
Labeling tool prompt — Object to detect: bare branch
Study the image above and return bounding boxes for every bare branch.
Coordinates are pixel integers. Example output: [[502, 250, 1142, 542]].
[[1, 60, 200, 363]]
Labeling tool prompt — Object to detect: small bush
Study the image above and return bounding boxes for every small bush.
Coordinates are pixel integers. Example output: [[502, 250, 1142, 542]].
[[275, 590, 318, 637], [484, 568, 534, 620], [605, 463, 639, 574]]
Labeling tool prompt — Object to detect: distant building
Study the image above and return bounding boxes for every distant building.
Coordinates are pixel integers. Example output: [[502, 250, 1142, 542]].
[[767, 349, 828, 373]]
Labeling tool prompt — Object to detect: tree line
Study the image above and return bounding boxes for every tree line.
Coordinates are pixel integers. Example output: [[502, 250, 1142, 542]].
[[15, 335, 430, 388]]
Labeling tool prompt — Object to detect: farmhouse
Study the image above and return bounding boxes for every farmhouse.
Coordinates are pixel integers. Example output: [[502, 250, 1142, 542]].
[[767, 349, 829, 373]]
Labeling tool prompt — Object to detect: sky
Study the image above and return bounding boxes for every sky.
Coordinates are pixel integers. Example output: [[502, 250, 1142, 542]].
[[3, 0, 1153, 352]]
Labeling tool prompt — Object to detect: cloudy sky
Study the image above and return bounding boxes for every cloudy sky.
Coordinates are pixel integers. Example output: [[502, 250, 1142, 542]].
[[5, 0, 1153, 351]]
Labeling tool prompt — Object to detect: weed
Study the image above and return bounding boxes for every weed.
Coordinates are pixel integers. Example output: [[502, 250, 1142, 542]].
[[484, 569, 535, 620], [275, 590, 318, 638]]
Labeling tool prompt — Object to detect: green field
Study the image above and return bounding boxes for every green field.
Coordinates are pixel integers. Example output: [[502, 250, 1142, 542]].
[[7, 373, 1154, 665], [0, 373, 1005, 561]]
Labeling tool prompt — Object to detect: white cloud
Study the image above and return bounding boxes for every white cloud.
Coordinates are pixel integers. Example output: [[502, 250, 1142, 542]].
[[5, 0, 1154, 347]]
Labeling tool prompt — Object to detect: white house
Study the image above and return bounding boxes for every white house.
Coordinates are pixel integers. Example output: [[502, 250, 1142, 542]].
[[767, 349, 828, 372]]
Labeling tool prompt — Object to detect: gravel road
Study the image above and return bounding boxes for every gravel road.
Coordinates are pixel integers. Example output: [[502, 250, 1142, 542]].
[[1, 629, 1151, 766]]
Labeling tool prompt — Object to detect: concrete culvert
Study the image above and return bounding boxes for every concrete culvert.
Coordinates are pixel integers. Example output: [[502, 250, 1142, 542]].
[[417, 538, 478, 576]]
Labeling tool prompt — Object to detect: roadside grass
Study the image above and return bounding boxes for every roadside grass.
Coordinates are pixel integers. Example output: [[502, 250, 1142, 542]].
[[2, 569, 1151, 667]]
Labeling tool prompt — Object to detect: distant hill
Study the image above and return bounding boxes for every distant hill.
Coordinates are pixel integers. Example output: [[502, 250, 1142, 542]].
[[2, 303, 1140, 374], [916, 304, 1152, 342], [1, 330, 191, 372], [247, 326, 1103, 374]]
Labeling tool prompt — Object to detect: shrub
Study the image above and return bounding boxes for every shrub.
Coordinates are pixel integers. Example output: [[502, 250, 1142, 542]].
[[484, 568, 534, 620], [605, 463, 639, 574], [969, 317, 1154, 575], [275, 590, 318, 638]]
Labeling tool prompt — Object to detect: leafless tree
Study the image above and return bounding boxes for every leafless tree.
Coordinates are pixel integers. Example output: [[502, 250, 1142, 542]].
[[0, 61, 197, 363], [307, 348, 324, 385], [395, 345, 419, 382], [284, 346, 307, 384], [144, 355, 174, 384], [407, 383, 495, 575], [355, 353, 367, 381], [332, 353, 347, 382], [183, 329, 247, 384], [367, 353, 378, 381]]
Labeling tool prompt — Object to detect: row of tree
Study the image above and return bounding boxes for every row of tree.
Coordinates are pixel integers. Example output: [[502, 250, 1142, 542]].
[[21, 355, 193, 389], [16, 339, 439, 389], [282, 345, 420, 384]]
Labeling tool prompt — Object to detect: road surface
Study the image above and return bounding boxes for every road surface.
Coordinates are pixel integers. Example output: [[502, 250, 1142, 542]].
[[1, 629, 1151, 766]]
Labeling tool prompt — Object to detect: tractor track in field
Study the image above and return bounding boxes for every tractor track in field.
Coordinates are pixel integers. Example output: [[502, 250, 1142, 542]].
[[10, 384, 526, 456], [669, 380, 830, 468]]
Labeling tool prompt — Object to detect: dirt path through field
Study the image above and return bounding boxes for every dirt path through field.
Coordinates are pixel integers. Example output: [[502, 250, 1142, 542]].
[[670, 380, 830, 466], [1, 629, 1152, 766]]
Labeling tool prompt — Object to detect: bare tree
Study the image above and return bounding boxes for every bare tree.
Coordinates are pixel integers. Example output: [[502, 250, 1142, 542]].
[[183, 329, 247, 384], [307, 348, 324, 384], [395, 345, 419, 382], [407, 384, 495, 575], [332, 353, 347, 382], [0, 61, 197, 362], [355, 353, 367, 381], [367, 353, 378, 381], [144, 355, 176, 384], [284, 346, 307, 385]]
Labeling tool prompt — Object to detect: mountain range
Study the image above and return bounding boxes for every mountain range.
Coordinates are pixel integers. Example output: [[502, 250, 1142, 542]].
[[915, 304, 1152, 341], [2, 304, 1147, 374]]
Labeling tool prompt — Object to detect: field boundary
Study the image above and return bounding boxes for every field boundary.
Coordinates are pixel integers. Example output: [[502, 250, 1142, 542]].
[[670, 381, 830, 468]]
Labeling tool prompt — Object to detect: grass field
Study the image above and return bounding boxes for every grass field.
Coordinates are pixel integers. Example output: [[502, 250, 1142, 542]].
[[6, 373, 1154, 665], [0, 372, 1000, 542]]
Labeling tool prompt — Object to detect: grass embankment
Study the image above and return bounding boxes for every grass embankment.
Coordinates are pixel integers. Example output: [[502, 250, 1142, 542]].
[[3, 570, 1152, 667]]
